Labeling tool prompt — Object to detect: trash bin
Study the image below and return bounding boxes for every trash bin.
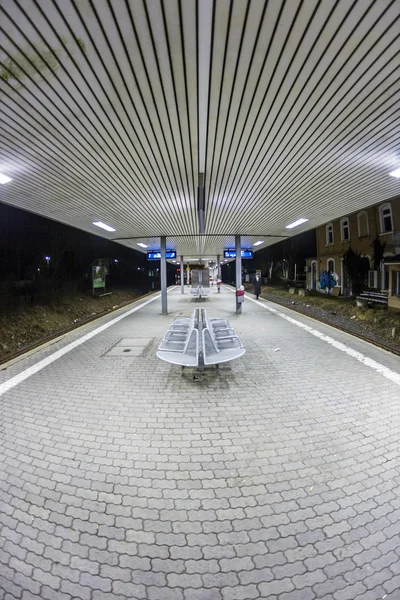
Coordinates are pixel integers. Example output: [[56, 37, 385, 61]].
[[235, 287, 245, 313]]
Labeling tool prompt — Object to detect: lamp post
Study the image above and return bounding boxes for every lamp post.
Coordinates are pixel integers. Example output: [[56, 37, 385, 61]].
[[45, 256, 51, 272]]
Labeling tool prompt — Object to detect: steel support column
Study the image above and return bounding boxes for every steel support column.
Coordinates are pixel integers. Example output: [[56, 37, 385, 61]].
[[235, 235, 242, 314], [180, 256, 184, 294], [160, 236, 167, 315]]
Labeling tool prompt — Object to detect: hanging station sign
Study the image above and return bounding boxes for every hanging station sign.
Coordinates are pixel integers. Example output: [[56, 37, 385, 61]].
[[223, 249, 254, 259], [147, 250, 177, 260]]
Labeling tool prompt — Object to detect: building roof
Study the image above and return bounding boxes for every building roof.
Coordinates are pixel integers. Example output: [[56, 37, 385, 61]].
[[384, 255, 400, 265]]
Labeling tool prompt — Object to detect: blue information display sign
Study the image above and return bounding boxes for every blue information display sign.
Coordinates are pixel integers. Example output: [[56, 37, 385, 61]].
[[147, 250, 177, 260], [224, 249, 254, 259], [223, 250, 236, 259]]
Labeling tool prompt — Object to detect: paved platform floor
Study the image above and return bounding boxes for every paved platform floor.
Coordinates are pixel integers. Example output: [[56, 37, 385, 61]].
[[1, 286, 400, 600]]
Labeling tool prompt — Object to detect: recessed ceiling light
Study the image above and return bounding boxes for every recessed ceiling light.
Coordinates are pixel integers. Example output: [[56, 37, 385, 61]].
[[253, 240, 264, 246], [286, 218, 309, 229], [93, 221, 116, 232], [137, 242, 148, 248], [0, 174, 12, 184], [389, 168, 400, 178]]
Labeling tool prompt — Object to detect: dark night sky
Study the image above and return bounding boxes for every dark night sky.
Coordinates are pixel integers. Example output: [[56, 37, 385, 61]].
[[0, 201, 316, 281], [0, 202, 148, 281]]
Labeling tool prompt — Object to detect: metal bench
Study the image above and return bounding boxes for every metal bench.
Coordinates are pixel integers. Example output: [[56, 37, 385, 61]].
[[158, 309, 198, 351], [356, 291, 388, 307], [200, 308, 245, 366], [157, 309, 199, 367], [156, 308, 245, 370], [189, 285, 210, 300]]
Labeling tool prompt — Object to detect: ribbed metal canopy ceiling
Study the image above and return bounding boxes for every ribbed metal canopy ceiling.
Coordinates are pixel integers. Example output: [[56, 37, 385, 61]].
[[0, 0, 399, 259]]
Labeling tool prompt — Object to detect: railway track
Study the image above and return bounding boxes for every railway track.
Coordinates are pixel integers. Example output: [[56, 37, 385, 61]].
[[1, 288, 399, 367], [0, 292, 152, 367], [260, 293, 400, 358]]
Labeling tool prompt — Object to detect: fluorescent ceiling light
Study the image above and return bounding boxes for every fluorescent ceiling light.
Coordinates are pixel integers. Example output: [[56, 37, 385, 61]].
[[137, 242, 148, 248], [93, 221, 115, 232], [286, 218, 309, 229], [253, 240, 264, 246], [389, 168, 400, 178], [0, 174, 12, 184]]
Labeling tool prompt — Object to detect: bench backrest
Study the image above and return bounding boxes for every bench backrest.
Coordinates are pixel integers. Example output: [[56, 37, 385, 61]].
[[203, 327, 219, 355], [185, 328, 199, 357]]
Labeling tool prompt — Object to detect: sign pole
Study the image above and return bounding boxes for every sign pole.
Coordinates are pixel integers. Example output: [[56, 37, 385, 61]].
[[160, 236, 167, 315], [235, 235, 242, 314], [180, 256, 184, 294]]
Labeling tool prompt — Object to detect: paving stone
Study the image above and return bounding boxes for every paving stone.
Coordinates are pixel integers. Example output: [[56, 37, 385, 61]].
[[258, 578, 295, 596], [148, 588, 183, 600], [220, 557, 254, 572], [221, 585, 259, 599], [238, 569, 274, 585], [112, 581, 147, 598], [2, 291, 400, 600], [202, 573, 240, 588], [185, 559, 219, 574], [32, 568, 61, 590], [333, 581, 367, 600]]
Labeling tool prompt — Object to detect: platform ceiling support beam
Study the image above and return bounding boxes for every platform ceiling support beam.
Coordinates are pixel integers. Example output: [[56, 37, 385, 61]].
[[217, 255, 221, 279], [160, 236, 167, 315], [180, 256, 185, 294], [235, 235, 242, 314], [198, 0, 213, 174], [198, 173, 206, 235]]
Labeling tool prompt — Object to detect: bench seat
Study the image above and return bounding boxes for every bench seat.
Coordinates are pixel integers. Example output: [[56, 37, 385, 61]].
[[202, 328, 245, 366], [157, 308, 245, 370], [357, 292, 388, 306], [157, 328, 199, 365]]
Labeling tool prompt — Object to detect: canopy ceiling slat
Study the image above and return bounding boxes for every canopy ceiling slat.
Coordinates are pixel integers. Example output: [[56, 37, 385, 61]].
[[0, 0, 399, 259]]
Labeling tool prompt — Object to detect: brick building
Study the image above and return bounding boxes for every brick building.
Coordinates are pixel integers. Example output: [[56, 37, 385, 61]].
[[305, 196, 400, 310]]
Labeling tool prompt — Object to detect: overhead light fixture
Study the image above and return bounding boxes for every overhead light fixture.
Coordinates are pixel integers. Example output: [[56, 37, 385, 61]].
[[286, 218, 309, 229], [93, 221, 115, 232], [137, 242, 148, 248], [253, 240, 264, 246], [389, 168, 400, 178], [0, 174, 12, 184]]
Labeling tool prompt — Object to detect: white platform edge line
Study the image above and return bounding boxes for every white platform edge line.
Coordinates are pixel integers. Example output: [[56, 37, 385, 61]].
[[0, 294, 161, 398], [226, 287, 400, 387]]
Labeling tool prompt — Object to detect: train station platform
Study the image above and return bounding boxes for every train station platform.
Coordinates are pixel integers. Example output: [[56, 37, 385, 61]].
[[1, 286, 400, 600]]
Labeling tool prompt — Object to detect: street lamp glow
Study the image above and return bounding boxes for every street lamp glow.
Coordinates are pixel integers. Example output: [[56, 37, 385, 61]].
[[389, 168, 400, 178], [93, 221, 116, 232], [286, 218, 309, 229], [0, 174, 12, 184]]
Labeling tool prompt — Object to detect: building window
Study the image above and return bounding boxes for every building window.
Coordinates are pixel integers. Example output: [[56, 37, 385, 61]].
[[379, 203, 393, 233], [357, 211, 369, 237], [393, 270, 400, 297], [326, 223, 334, 245], [327, 259, 335, 273], [340, 218, 350, 242]]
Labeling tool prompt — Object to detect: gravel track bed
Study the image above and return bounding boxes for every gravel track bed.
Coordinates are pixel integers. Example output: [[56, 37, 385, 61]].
[[259, 292, 400, 352]]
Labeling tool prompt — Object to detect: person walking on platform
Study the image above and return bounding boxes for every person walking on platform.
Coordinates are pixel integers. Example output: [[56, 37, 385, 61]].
[[253, 274, 262, 300]]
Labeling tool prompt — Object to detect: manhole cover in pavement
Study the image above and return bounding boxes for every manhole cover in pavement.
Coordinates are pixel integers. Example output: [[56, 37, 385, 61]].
[[105, 338, 154, 357]]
